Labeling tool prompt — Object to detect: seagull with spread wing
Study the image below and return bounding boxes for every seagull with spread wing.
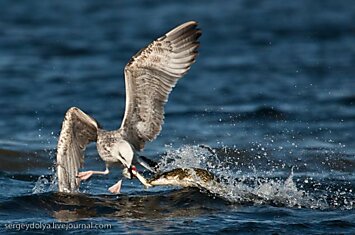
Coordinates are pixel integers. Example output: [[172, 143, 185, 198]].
[[56, 21, 201, 194]]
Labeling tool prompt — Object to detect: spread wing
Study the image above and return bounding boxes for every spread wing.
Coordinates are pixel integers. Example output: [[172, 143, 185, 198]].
[[56, 107, 99, 193], [120, 21, 201, 150]]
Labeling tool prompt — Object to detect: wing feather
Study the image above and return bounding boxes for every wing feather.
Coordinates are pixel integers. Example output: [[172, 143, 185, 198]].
[[56, 107, 99, 193], [120, 21, 201, 150]]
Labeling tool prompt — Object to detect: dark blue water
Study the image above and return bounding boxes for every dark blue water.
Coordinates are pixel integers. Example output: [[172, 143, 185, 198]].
[[0, 0, 354, 234]]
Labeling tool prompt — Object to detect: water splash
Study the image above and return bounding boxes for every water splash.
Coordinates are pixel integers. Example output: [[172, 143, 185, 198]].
[[158, 145, 217, 171], [157, 145, 352, 209], [32, 170, 58, 194], [31, 144, 353, 210], [32, 127, 59, 194]]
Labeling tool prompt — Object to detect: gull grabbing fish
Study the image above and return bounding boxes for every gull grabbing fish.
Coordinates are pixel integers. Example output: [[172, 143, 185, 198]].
[[56, 21, 201, 194], [136, 168, 265, 202], [131, 167, 225, 196], [126, 167, 217, 189]]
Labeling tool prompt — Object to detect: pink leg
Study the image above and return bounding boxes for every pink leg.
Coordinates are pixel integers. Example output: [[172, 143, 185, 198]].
[[108, 180, 122, 194], [76, 168, 109, 181]]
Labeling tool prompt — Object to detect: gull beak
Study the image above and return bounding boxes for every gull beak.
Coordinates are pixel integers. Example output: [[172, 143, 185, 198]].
[[130, 165, 152, 188], [122, 168, 132, 179]]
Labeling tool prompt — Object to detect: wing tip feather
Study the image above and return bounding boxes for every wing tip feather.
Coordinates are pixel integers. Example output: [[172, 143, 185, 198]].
[[166, 21, 200, 39]]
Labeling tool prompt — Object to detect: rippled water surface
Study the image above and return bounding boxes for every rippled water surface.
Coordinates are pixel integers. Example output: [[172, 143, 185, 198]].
[[0, 0, 354, 234]]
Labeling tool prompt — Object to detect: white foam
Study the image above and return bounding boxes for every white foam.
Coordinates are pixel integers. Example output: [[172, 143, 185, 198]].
[[157, 145, 333, 209]]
